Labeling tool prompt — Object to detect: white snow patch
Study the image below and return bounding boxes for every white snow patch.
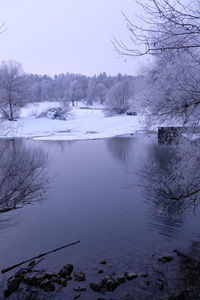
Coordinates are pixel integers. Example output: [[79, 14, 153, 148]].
[[1, 104, 146, 141], [20, 102, 61, 117]]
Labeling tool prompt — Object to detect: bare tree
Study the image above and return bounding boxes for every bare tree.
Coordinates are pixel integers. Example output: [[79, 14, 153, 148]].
[[113, 0, 200, 56], [105, 81, 132, 114], [0, 61, 26, 120]]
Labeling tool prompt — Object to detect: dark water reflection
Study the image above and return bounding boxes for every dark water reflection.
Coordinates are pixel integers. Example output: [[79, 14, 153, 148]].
[[0, 140, 48, 231], [0, 135, 200, 299], [139, 142, 200, 225], [106, 137, 133, 163]]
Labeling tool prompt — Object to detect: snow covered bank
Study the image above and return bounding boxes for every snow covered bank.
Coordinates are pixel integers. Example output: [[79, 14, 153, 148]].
[[20, 102, 61, 117], [0, 103, 145, 141]]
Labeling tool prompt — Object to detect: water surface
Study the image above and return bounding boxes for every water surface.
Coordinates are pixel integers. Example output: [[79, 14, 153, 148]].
[[0, 135, 200, 299]]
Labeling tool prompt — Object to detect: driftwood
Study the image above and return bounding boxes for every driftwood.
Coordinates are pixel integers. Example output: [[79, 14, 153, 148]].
[[1, 240, 80, 274]]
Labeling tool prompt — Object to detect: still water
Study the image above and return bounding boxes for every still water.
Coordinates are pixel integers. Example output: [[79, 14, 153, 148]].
[[0, 135, 200, 299]]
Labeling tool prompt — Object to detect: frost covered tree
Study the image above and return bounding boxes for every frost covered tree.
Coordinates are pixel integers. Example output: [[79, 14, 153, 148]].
[[141, 50, 200, 125], [114, 0, 200, 125], [105, 81, 132, 114], [0, 61, 26, 120]]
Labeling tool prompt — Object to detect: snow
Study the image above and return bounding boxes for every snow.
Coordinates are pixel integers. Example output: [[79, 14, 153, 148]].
[[20, 101, 61, 117], [0, 102, 145, 141]]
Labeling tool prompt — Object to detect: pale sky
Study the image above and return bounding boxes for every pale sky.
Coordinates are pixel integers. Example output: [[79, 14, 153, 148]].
[[0, 0, 147, 76]]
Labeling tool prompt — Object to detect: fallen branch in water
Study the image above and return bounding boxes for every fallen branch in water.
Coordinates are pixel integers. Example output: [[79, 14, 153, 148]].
[[1, 240, 80, 274], [27, 257, 45, 272]]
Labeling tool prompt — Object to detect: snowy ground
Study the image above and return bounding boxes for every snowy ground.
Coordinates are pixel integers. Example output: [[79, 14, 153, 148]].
[[0, 102, 146, 141]]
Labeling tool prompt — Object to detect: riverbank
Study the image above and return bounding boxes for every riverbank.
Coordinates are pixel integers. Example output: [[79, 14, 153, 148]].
[[0, 103, 145, 141]]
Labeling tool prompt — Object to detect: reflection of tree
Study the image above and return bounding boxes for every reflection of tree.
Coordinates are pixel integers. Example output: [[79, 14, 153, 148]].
[[139, 142, 200, 223], [106, 137, 132, 163], [0, 140, 48, 228], [0, 211, 20, 231]]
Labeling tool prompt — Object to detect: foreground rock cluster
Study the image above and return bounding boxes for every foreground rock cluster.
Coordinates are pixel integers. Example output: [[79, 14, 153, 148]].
[[90, 271, 137, 293], [3, 250, 200, 299], [4, 258, 148, 299], [4, 263, 75, 297]]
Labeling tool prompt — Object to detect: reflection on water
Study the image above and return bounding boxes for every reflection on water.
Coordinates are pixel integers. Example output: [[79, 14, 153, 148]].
[[139, 141, 200, 225], [0, 136, 200, 299], [106, 137, 133, 163], [0, 139, 48, 230]]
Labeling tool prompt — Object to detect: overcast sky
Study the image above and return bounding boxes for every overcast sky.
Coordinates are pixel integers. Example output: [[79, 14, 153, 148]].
[[0, 0, 148, 77]]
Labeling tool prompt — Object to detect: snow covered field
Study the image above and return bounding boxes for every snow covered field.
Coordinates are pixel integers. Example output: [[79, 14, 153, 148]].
[[0, 102, 145, 141]]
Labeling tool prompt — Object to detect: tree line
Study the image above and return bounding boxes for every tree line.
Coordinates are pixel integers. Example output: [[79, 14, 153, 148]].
[[0, 61, 138, 120]]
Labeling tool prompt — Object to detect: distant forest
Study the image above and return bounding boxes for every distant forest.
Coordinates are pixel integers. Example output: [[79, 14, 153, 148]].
[[26, 71, 138, 106]]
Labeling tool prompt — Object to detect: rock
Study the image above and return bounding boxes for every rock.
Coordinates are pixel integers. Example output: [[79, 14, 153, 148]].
[[34, 273, 45, 281], [39, 279, 55, 292], [61, 279, 67, 287], [7, 277, 20, 290], [100, 260, 107, 264], [22, 274, 37, 285], [155, 279, 164, 290], [97, 269, 104, 274], [4, 277, 20, 297], [59, 264, 74, 277], [20, 289, 39, 300], [15, 269, 27, 279], [50, 275, 57, 282], [101, 276, 111, 285], [115, 275, 126, 284], [29, 277, 41, 285], [124, 271, 137, 280], [25, 273, 51, 286], [73, 286, 86, 292], [90, 282, 102, 292], [4, 289, 13, 298], [99, 285, 107, 293], [74, 272, 86, 281], [139, 272, 149, 278], [74, 295, 81, 299], [106, 279, 119, 291], [90, 276, 120, 293], [44, 271, 56, 279], [52, 276, 62, 284], [158, 255, 173, 263]]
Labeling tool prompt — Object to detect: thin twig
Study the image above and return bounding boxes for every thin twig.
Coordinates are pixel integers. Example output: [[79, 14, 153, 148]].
[[1, 240, 80, 274]]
